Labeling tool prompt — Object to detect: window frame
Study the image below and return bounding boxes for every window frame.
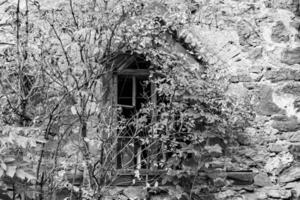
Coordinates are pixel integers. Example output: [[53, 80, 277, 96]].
[[113, 60, 157, 170]]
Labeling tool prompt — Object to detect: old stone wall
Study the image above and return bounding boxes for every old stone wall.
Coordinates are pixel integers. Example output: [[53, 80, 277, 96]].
[[1, 0, 300, 199], [179, 0, 300, 199], [103, 1, 300, 199]]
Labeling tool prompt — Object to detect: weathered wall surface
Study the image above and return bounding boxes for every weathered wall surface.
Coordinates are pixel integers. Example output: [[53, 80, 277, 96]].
[[1, 0, 300, 199], [179, 0, 300, 199]]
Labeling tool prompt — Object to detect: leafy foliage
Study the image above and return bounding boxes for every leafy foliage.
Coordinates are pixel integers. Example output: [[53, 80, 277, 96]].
[[0, 0, 253, 199]]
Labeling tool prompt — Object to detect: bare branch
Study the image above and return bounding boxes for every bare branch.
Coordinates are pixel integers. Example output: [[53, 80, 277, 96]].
[[0, 0, 8, 6], [69, 0, 79, 29], [49, 22, 71, 66]]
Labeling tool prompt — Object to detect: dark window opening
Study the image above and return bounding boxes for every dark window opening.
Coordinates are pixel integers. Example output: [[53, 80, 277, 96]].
[[115, 54, 187, 171], [116, 56, 152, 170]]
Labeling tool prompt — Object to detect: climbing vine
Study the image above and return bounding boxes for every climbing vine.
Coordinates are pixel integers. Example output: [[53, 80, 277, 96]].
[[0, 0, 253, 199]]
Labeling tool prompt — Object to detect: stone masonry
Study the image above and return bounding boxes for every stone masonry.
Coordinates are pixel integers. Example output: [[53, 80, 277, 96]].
[[1, 0, 300, 199], [179, 0, 300, 199]]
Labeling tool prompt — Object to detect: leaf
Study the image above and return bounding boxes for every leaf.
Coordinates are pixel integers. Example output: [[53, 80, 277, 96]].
[[204, 144, 223, 154], [35, 137, 47, 144], [8, 191, 13, 199], [1, 162, 7, 171], [15, 169, 26, 180], [73, 186, 80, 192], [86, 102, 97, 114], [6, 165, 16, 177], [71, 106, 77, 115], [162, 175, 171, 185], [15, 136, 28, 148], [3, 157, 15, 164], [16, 169, 36, 181], [0, 168, 4, 177]]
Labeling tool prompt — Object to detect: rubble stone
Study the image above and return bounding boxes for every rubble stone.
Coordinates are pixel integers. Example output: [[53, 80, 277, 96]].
[[265, 68, 300, 82], [280, 166, 300, 183], [254, 173, 273, 187], [281, 83, 300, 96], [271, 21, 290, 43], [289, 143, 300, 161], [254, 85, 283, 116], [237, 20, 261, 47], [285, 182, 300, 198], [265, 152, 293, 175], [281, 47, 300, 65], [229, 74, 252, 83], [290, 132, 300, 142], [272, 116, 300, 132], [269, 143, 287, 153], [5, 0, 299, 199], [267, 189, 291, 199]]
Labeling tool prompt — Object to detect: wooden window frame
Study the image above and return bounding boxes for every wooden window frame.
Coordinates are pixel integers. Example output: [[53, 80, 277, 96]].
[[114, 68, 157, 170]]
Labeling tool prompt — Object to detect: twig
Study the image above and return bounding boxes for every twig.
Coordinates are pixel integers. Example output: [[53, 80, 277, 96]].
[[48, 21, 71, 66], [16, 0, 20, 60], [0, 0, 8, 6], [103, 12, 126, 57], [12, 183, 15, 200], [0, 42, 14, 45], [69, 0, 78, 29], [35, 94, 67, 200], [70, 153, 79, 199], [25, 0, 29, 60], [15, 0, 27, 126]]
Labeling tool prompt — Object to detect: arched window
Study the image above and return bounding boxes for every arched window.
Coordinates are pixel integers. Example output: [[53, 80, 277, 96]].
[[112, 54, 155, 170]]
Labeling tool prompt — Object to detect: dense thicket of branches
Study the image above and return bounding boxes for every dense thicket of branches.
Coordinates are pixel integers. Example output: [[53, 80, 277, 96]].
[[0, 0, 253, 199]]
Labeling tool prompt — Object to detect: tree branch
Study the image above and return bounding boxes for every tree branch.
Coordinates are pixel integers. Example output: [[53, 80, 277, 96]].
[[69, 0, 78, 29]]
